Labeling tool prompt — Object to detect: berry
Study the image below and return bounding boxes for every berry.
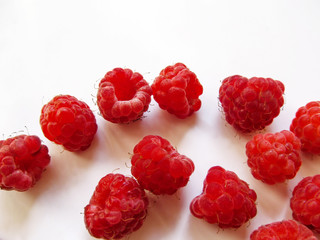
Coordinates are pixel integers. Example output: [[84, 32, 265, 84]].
[[0, 135, 50, 191], [219, 75, 285, 132], [151, 63, 203, 118], [97, 68, 152, 123], [290, 174, 320, 232], [40, 94, 98, 151], [250, 219, 318, 240], [190, 166, 257, 228], [131, 135, 195, 195], [246, 130, 302, 184], [290, 101, 320, 154], [84, 173, 149, 240]]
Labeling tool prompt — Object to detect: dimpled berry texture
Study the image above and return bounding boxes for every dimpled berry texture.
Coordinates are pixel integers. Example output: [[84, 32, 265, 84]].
[[290, 101, 320, 154], [219, 75, 285, 132], [190, 166, 257, 228], [40, 95, 98, 152], [0, 135, 50, 191], [151, 63, 203, 118], [97, 68, 152, 123], [131, 135, 195, 195], [246, 130, 302, 184], [84, 173, 149, 240], [290, 174, 320, 233], [250, 220, 318, 240]]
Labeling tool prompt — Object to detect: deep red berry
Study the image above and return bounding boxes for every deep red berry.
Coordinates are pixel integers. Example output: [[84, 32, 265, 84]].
[[190, 166, 257, 228], [84, 173, 149, 240], [40, 94, 98, 151], [250, 219, 318, 240], [246, 130, 302, 184], [97, 68, 152, 123], [290, 174, 320, 232], [151, 63, 203, 118], [290, 101, 320, 154], [219, 75, 285, 132], [131, 135, 195, 195], [0, 135, 50, 191]]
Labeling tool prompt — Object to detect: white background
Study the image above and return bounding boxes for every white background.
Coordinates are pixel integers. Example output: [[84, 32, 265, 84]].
[[1, 0, 320, 239]]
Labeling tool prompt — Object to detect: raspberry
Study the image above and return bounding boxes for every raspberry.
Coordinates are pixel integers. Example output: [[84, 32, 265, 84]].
[[131, 135, 195, 195], [219, 75, 285, 132], [190, 166, 257, 228], [84, 173, 149, 240], [97, 68, 152, 123], [40, 94, 98, 151], [250, 219, 318, 240], [246, 130, 302, 184], [290, 101, 320, 154], [290, 174, 320, 232], [0, 135, 50, 191], [151, 63, 203, 118]]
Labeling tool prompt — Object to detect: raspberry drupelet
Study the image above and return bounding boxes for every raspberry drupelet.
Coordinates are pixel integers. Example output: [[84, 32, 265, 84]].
[[0, 135, 50, 191], [97, 68, 152, 123], [151, 63, 203, 118]]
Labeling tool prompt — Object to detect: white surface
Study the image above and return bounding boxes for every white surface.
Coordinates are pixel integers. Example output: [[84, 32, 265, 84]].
[[1, 1, 320, 239]]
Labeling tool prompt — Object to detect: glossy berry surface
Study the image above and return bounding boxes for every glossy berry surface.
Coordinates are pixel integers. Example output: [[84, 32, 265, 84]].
[[290, 101, 320, 154], [97, 68, 152, 123], [40, 94, 98, 151], [219, 75, 285, 132], [246, 130, 302, 184], [151, 63, 203, 118], [190, 166, 257, 228], [0, 135, 50, 191], [250, 219, 318, 240], [84, 173, 149, 240], [131, 135, 195, 195]]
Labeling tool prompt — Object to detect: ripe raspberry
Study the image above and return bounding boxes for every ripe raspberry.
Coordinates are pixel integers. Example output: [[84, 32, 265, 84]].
[[40, 95, 98, 151], [290, 174, 320, 232], [131, 135, 195, 195], [151, 63, 203, 118], [0, 135, 50, 191], [246, 130, 302, 184], [84, 173, 149, 240], [190, 166, 257, 228], [290, 101, 320, 154], [250, 219, 318, 240], [219, 75, 285, 132], [97, 68, 152, 123]]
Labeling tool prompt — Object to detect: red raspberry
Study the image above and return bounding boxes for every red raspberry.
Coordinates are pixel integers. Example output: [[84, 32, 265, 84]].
[[250, 219, 318, 240], [190, 166, 257, 228], [151, 63, 203, 118], [219, 75, 285, 132], [0, 135, 50, 191], [246, 130, 302, 184], [97, 68, 152, 123], [131, 135, 195, 195], [290, 174, 320, 232], [290, 101, 320, 154], [84, 173, 149, 240], [40, 95, 98, 152]]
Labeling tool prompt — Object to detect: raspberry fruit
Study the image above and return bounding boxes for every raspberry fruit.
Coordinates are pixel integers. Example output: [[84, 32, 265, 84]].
[[131, 135, 195, 195], [84, 173, 149, 240], [290, 101, 320, 154], [290, 174, 320, 232], [40, 95, 98, 151], [151, 63, 203, 118], [246, 130, 302, 184], [190, 166, 257, 228], [250, 219, 318, 240], [219, 75, 285, 132], [0, 135, 50, 191], [97, 68, 152, 123]]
